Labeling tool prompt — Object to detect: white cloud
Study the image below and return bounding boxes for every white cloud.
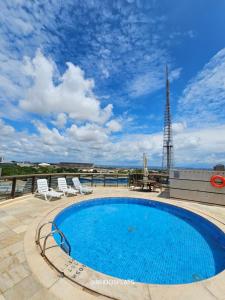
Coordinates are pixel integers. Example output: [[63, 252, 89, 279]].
[[0, 74, 22, 99], [20, 50, 113, 124], [172, 122, 186, 134], [179, 48, 225, 126], [106, 120, 122, 132], [171, 48, 225, 166], [11, 17, 34, 36], [0, 119, 15, 136], [129, 71, 163, 97], [108, 132, 163, 163], [129, 66, 181, 98], [170, 68, 182, 81], [67, 123, 108, 144], [174, 125, 225, 165], [52, 113, 67, 128], [1, 115, 225, 167], [34, 121, 64, 146]]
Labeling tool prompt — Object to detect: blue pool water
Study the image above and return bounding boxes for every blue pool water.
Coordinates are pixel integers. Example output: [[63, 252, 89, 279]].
[[80, 177, 128, 186], [53, 197, 225, 284]]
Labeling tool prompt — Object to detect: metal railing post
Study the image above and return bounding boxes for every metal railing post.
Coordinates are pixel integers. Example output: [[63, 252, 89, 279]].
[[49, 175, 52, 188], [11, 178, 16, 198], [31, 176, 35, 194]]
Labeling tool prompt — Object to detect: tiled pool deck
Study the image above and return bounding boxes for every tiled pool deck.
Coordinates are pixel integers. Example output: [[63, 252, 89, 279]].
[[0, 187, 225, 300]]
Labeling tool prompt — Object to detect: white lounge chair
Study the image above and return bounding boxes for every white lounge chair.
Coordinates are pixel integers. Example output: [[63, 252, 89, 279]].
[[72, 177, 93, 194], [36, 179, 63, 201], [57, 177, 78, 196], [129, 185, 142, 191]]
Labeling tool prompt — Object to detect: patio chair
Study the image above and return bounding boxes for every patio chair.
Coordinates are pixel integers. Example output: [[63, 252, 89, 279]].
[[129, 185, 143, 191], [72, 177, 93, 194], [129, 180, 143, 191], [57, 177, 78, 196], [36, 179, 63, 201]]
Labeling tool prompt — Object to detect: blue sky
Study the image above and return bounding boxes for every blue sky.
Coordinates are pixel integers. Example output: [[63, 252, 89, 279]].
[[0, 0, 225, 167]]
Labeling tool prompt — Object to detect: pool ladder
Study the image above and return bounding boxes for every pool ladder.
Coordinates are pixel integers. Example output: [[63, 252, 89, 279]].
[[35, 221, 71, 257]]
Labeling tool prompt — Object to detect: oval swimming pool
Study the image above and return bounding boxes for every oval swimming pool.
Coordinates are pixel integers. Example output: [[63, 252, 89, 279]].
[[53, 197, 225, 284]]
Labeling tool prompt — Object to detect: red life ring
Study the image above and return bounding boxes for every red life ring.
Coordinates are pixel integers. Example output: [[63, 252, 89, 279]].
[[210, 175, 225, 188]]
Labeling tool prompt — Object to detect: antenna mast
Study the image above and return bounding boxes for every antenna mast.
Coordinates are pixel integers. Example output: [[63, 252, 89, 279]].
[[162, 65, 173, 172]]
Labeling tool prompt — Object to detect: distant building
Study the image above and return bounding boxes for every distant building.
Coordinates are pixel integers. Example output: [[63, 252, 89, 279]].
[[56, 162, 94, 169], [94, 168, 116, 174], [81, 169, 94, 173], [0, 157, 4, 163], [38, 163, 51, 167], [16, 162, 35, 167], [213, 164, 225, 171]]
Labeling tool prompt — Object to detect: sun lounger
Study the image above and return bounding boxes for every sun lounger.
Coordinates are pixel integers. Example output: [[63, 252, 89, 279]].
[[72, 177, 93, 194], [36, 179, 63, 201], [58, 177, 78, 196]]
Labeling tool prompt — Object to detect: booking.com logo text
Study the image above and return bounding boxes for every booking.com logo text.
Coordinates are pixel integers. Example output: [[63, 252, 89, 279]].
[[91, 279, 135, 286]]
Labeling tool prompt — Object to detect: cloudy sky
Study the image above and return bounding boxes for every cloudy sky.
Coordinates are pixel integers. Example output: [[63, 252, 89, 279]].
[[0, 0, 225, 167]]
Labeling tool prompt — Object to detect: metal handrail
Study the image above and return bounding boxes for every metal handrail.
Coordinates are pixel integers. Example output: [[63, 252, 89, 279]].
[[35, 220, 71, 257], [35, 221, 58, 245], [41, 229, 71, 257]]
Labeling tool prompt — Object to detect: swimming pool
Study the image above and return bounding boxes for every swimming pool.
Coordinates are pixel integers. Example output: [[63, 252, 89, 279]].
[[53, 197, 225, 284]]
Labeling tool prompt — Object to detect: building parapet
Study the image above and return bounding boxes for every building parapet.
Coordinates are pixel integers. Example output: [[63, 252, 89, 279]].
[[170, 169, 225, 206]]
